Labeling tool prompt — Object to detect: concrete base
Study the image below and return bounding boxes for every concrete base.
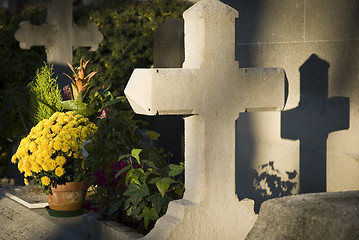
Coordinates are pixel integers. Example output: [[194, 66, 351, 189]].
[[82, 213, 144, 240], [246, 191, 359, 240]]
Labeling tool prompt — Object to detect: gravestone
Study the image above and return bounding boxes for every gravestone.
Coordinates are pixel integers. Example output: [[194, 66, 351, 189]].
[[143, 18, 185, 165], [125, 0, 287, 239], [14, 0, 103, 89], [153, 18, 184, 68]]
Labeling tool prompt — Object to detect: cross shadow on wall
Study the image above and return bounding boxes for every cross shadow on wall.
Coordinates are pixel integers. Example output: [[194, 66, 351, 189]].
[[236, 54, 350, 213], [281, 54, 350, 193]]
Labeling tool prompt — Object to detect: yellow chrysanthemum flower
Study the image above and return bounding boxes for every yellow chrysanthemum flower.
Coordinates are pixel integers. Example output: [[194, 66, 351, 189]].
[[55, 167, 65, 177], [31, 163, 42, 173], [24, 162, 31, 173], [24, 178, 29, 186], [41, 176, 51, 186], [41, 163, 49, 172], [11, 155, 18, 164], [61, 143, 70, 153], [53, 140, 62, 151], [51, 123, 62, 134], [55, 156, 66, 166], [12, 111, 97, 189], [47, 159, 56, 171]]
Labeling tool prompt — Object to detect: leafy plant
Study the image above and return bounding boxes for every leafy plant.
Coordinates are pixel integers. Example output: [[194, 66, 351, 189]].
[[83, 93, 184, 234], [28, 63, 63, 125], [121, 149, 184, 231]]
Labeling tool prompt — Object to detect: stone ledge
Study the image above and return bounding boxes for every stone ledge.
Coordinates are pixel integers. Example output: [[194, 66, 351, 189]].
[[82, 213, 144, 240], [246, 191, 359, 240]]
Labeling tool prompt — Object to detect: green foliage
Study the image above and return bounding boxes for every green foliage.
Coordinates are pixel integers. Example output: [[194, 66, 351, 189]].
[[28, 63, 63, 125], [0, 5, 46, 177], [121, 151, 184, 231], [73, 0, 191, 95], [0, 0, 190, 179], [83, 90, 184, 234]]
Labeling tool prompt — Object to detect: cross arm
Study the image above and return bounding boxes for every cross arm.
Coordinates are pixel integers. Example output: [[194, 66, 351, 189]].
[[73, 24, 103, 51], [237, 68, 287, 112], [124, 68, 198, 116], [14, 21, 50, 49]]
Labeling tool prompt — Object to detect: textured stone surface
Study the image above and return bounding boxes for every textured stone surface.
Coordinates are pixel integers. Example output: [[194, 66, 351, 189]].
[[82, 213, 144, 240], [246, 191, 359, 240], [232, 0, 359, 207], [0, 192, 83, 240]]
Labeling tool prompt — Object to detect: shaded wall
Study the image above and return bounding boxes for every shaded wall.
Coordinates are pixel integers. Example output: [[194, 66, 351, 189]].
[[224, 0, 359, 208]]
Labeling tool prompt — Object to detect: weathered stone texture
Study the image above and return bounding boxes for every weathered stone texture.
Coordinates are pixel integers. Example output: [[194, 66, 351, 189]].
[[246, 191, 359, 240]]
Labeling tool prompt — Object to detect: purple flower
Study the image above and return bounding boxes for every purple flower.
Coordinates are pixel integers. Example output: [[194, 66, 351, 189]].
[[62, 85, 72, 100]]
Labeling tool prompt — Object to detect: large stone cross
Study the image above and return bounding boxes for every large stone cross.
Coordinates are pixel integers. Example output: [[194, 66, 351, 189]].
[[14, 0, 103, 66], [125, 0, 287, 239]]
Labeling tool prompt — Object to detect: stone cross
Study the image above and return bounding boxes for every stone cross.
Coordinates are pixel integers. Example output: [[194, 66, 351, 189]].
[[125, 0, 287, 239], [281, 54, 349, 194], [14, 0, 103, 84]]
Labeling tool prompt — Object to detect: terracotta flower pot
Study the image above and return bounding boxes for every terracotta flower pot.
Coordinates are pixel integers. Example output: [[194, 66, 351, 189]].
[[47, 182, 87, 211]]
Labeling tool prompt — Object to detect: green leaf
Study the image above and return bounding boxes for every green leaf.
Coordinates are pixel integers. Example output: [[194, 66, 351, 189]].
[[61, 100, 87, 111], [144, 160, 157, 170], [147, 193, 168, 215], [148, 177, 161, 185], [169, 164, 184, 177], [155, 178, 177, 197], [139, 206, 159, 230], [130, 178, 141, 186], [131, 149, 142, 165], [133, 168, 145, 177], [125, 168, 135, 185], [139, 171, 153, 184], [113, 165, 131, 179], [118, 154, 131, 161], [123, 183, 150, 207], [61, 100, 96, 117], [146, 130, 160, 140]]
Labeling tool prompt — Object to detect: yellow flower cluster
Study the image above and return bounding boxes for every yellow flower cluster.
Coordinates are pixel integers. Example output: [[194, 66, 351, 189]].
[[11, 111, 97, 186]]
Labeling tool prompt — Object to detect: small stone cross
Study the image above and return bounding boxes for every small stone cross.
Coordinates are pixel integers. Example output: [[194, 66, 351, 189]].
[[125, 0, 287, 239], [14, 0, 103, 65]]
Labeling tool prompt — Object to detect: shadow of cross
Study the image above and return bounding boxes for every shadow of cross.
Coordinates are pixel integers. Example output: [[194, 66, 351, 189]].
[[281, 54, 350, 194], [125, 0, 287, 239], [14, 0, 103, 88]]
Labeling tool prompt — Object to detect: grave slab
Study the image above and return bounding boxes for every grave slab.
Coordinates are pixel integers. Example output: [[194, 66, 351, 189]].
[[246, 191, 359, 240], [2, 185, 48, 209], [125, 0, 287, 239]]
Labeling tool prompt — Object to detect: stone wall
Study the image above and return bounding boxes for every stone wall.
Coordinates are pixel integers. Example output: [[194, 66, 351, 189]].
[[222, 0, 359, 208]]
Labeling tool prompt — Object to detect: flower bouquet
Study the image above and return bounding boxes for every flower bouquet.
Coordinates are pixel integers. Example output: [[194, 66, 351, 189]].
[[11, 111, 97, 195]]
